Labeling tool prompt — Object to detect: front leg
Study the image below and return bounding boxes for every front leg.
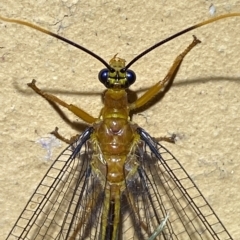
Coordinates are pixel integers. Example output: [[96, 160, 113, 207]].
[[28, 79, 97, 124], [129, 36, 201, 110]]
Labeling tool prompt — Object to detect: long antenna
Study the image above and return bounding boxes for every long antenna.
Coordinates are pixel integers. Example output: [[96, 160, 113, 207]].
[[1, 13, 240, 72], [0, 15, 113, 71], [122, 13, 240, 71]]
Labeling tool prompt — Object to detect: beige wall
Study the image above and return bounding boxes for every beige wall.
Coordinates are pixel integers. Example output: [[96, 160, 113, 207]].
[[1, 0, 240, 238]]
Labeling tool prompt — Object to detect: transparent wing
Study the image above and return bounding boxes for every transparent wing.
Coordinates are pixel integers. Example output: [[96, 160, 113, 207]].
[[121, 128, 232, 239], [6, 128, 106, 240], [6, 128, 233, 240]]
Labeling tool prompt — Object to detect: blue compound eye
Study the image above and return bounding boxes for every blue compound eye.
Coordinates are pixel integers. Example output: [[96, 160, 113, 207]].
[[126, 69, 136, 86], [98, 68, 109, 85]]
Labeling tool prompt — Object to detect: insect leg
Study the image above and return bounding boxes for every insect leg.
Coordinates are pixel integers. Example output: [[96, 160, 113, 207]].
[[51, 127, 80, 144], [154, 135, 177, 144], [28, 79, 97, 124], [148, 213, 169, 240], [129, 36, 201, 110]]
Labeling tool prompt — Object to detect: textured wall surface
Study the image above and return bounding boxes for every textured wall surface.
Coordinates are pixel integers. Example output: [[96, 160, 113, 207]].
[[1, 0, 240, 238]]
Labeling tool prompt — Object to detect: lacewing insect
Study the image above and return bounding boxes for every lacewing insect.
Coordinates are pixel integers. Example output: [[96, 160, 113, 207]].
[[1, 13, 239, 240]]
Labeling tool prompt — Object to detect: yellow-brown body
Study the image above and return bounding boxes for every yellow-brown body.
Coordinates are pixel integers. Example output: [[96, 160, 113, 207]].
[[91, 87, 140, 239]]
